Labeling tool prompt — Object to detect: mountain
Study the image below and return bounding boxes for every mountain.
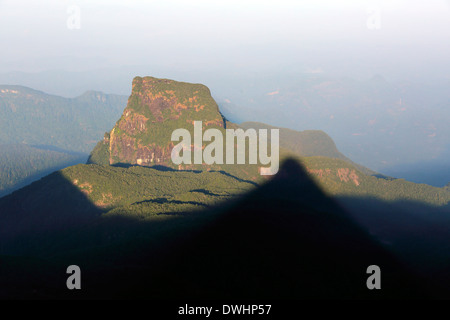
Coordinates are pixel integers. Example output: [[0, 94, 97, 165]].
[[0, 85, 128, 197], [88, 76, 272, 181], [240, 121, 376, 176], [0, 85, 128, 153], [88, 76, 226, 166]]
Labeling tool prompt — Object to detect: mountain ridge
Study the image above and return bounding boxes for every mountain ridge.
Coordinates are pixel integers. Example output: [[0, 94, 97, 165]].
[[0, 84, 128, 153], [240, 121, 376, 176]]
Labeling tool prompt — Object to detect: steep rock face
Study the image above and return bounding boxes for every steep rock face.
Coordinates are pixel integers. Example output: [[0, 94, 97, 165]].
[[88, 76, 226, 167]]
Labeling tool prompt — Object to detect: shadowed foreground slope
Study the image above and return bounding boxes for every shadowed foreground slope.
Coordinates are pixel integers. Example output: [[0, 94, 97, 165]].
[[64, 160, 430, 299], [0, 159, 446, 299], [123, 159, 427, 299]]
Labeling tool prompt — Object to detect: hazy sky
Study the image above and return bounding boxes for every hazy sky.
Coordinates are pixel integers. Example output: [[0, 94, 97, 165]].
[[0, 0, 449, 81]]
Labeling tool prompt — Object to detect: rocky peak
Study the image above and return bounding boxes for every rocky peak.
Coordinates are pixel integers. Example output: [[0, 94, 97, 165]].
[[88, 76, 227, 167]]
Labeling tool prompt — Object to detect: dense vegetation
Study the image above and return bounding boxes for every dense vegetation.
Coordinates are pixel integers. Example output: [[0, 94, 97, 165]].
[[297, 156, 450, 206], [0, 144, 86, 197], [63, 163, 255, 216], [0, 163, 255, 257]]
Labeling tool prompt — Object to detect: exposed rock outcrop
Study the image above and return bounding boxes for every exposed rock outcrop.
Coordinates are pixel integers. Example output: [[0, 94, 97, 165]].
[[88, 76, 226, 167]]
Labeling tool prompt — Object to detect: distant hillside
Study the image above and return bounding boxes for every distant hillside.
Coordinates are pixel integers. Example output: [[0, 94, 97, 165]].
[[240, 121, 376, 176], [217, 75, 450, 171], [0, 144, 86, 198], [0, 85, 128, 153], [298, 156, 450, 206]]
